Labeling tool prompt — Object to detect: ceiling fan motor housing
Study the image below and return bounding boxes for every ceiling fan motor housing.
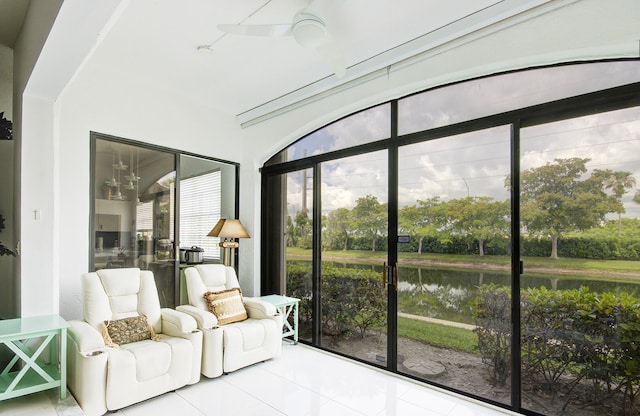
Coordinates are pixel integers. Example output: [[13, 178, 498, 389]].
[[292, 11, 327, 48]]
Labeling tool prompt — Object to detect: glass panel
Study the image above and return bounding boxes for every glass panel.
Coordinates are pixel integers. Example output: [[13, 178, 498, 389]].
[[284, 168, 314, 343], [93, 139, 176, 307], [520, 107, 640, 415], [397, 126, 511, 404], [320, 150, 388, 365], [265, 103, 391, 165], [179, 154, 238, 261], [398, 61, 640, 135]]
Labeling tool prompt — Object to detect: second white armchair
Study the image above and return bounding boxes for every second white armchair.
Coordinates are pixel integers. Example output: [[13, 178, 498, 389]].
[[177, 264, 282, 378]]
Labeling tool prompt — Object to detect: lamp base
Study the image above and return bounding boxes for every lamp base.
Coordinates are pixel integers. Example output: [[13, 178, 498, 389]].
[[219, 241, 238, 267]]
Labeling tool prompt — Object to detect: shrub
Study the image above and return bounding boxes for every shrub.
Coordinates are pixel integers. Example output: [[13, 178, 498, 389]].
[[474, 284, 512, 385], [475, 285, 640, 412], [286, 262, 386, 339]]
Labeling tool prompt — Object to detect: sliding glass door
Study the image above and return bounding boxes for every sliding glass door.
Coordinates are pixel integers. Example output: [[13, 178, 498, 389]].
[[320, 151, 388, 365], [396, 127, 512, 403], [91, 134, 239, 308]]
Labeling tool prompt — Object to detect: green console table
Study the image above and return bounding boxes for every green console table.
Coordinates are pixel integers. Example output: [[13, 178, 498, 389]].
[[0, 314, 69, 401]]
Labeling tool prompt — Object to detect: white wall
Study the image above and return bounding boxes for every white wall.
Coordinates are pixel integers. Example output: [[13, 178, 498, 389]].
[[16, 0, 640, 320], [14, 0, 64, 318], [54, 57, 246, 319]]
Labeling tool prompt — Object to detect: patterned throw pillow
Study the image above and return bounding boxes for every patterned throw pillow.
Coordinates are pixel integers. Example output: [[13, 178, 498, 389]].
[[102, 315, 159, 347], [203, 288, 248, 325]]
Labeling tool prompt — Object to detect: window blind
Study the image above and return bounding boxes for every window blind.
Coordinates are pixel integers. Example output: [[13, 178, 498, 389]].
[[136, 201, 153, 231], [180, 170, 221, 259]]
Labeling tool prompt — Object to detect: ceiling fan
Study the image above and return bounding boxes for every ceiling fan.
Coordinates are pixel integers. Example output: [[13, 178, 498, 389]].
[[217, 0, 347, 78]]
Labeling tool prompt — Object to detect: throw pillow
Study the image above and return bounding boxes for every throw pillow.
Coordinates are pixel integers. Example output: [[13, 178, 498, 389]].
[[101, 314, 159, 347], [203, 288, 248, 325]]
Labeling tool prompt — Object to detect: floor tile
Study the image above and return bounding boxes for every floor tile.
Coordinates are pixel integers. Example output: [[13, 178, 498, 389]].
[[177, 378, 285, 416], [305, 398, 367, 416], [223, 365, 330, 415], [399, 385, 458, 415], [119, 392, 204, 416]]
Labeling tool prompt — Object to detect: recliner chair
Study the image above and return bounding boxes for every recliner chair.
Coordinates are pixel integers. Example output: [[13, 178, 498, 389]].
[[66, 268, 203, 416], [177, 264, 282, 378]]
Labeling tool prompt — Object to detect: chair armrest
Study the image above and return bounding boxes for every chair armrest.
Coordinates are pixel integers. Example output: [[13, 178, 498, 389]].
[[176, 305, 219, 329], [161, 308, 198, 334], [243, 297, 277, 319], [67, 320, 105, 353], [160, 308, 203, 386]]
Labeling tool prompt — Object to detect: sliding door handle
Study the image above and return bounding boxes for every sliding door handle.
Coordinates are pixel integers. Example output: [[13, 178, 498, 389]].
[[382, 262, 387, 286], [394, 264, 399, 291]]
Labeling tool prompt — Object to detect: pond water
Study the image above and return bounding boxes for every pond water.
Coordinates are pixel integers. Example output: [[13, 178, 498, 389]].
[[297, 260, 640, 325]]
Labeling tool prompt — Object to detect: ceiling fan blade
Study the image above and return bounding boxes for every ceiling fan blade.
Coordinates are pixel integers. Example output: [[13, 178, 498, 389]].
[[217, 24, 292, 38]]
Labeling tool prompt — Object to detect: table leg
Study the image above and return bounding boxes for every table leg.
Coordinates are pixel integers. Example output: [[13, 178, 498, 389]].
[[293, 302, 299, 344], [60, 328, 67, 399]]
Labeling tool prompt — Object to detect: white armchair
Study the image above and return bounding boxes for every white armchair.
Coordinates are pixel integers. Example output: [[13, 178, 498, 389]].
[[66, 268, 203, 416], [177, 264, 282, 378]]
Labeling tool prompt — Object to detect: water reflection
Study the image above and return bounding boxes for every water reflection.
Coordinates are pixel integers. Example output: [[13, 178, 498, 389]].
[[313, 261, 640, 325]]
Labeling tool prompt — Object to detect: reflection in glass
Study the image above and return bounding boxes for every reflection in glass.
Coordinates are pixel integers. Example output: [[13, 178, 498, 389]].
[[398, 126, 511, 404], [93, 139, 176, 307]]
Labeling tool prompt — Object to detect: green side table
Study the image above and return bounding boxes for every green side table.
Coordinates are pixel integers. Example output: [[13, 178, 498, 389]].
[[0, 314, 69, 401], [259, 295, 300, 344]]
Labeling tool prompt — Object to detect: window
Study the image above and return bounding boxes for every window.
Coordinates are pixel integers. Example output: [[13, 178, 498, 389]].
[[179, 170, 222, 259], [261, 61, 640, 416]]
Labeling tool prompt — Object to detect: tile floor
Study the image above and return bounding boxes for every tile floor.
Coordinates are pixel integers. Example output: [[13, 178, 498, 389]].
[[1, 342, 520, 416]]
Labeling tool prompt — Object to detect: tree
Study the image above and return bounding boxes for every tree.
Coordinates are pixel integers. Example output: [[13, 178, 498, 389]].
[[294, 209, 312, 249], [324, 208, 352, 250], [350, 195, 386, 252], [399, 197, 445, 254], [444, 197, 510, 256], [598, 169, 636, 237], [512, 158, 621, 259]]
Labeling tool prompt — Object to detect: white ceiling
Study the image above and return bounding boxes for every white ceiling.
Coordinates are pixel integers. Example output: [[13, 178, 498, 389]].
[[77, 0, 546, 122], [14, 0, 640, 134]]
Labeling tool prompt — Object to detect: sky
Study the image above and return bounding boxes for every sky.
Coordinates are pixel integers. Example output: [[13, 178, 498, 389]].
[[284, 61, 640, 220]]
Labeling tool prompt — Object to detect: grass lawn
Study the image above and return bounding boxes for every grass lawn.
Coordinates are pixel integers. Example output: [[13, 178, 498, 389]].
[[397, 316, 477, 354]]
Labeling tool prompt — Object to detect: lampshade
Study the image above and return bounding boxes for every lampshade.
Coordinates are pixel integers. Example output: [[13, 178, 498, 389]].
[[207, 219, 250, 239]]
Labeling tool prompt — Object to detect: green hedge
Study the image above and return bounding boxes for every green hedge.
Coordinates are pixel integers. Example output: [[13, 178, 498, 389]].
[[338, 234, 640, 260], [475, 285, 640, 413], [286, 262, 386, 339]]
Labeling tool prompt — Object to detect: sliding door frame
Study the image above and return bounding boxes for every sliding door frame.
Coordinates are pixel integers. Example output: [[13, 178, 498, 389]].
[[260, 80, 640, 413]]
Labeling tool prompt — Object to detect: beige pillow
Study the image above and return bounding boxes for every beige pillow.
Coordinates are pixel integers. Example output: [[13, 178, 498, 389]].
[[204, 288, 248, 325], [102, 314, 159, 347]]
